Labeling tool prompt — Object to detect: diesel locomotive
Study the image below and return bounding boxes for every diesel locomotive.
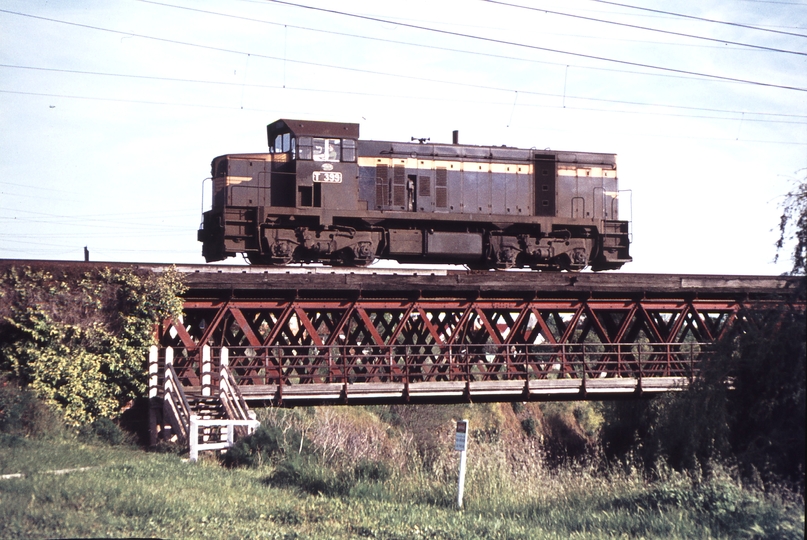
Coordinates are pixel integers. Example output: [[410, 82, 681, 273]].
[[198, 119, 631, 271]]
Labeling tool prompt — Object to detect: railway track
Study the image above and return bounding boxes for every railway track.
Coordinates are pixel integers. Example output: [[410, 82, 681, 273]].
[[2, 256, 800, 301]]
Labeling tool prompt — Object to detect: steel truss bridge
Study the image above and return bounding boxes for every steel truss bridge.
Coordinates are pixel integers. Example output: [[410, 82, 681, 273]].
[[155, 267, 804, 406]]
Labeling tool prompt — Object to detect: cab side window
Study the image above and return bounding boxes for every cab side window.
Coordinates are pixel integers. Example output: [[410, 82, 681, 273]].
[[298, 136, 313, 160], [342, 139, 356, 162], [290, 136, 355, 162], [272, 133, 295, 155]]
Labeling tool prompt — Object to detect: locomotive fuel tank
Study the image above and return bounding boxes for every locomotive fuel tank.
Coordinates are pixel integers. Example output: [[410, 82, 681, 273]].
[[198, 119, 632, 271]]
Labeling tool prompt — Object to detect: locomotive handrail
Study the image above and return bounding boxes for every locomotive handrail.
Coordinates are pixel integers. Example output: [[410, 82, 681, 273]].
[[616, 189, 633, 238], [592, 186, 606, 219], [200, 176, 212, 215]]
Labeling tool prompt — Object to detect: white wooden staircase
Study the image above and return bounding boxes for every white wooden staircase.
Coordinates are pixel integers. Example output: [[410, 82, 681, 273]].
[[149, 345, 259, 462]]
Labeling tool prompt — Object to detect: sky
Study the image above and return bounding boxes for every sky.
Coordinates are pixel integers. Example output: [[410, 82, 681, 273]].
[[1, 0, 805, 275]]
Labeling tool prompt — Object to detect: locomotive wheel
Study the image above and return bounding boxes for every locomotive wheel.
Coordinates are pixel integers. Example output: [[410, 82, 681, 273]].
[[246, 253, 273, 265], [556, 253, 585, 272], [246, 252, 294, 265], [333, 248, 374, 267]]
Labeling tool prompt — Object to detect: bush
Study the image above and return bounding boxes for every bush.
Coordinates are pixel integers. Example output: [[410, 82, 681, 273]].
[[222, 425, 310, 468], [267, 454, 392, 497], [539, 402, 597, 466], [269, 453, 337, 495], [352, 458, 392, 483], [78, 417, 127, 446], [0, 266, 185, 426], [0, 379, 63, 438]]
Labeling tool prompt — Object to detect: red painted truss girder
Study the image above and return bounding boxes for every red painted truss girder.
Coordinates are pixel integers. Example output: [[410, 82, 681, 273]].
[[156, 295, 785, 389], [170, 297, 747, 348]]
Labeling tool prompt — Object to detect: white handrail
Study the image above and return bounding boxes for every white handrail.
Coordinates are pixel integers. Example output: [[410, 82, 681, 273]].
[[189, 416, 260, 462], [163, 349, 192, 444], [219, 347, 257, 442]]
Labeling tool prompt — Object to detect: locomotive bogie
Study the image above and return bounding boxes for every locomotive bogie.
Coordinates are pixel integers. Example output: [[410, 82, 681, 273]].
[[198, 119, 632, 270]]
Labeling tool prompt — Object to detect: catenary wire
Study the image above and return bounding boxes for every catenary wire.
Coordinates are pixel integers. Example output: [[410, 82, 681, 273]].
[[2, 89, 806, 147], [1, 7, 804, 92], [481, 0, 807, 54], [3, 64, 805, 122], [146, 0, 797, 51], [267, 0, 807, 58], [133, 1, 807, 90], [584, 0, 807, 38], [3, 86, 807, 133]]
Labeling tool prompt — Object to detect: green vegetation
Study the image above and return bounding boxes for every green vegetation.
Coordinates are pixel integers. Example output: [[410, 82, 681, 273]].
[[0, 265, 184, 425], [601, 304, 805, 489], [775, 171, 806, 275], [1, 399, 803, 540]]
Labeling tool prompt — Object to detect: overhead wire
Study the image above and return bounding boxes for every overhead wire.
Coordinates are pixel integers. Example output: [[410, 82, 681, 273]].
[[584, 0, 807, 38], [263, 1, 807, 90], [127, 2, 806, 92], [1, 9, 804, 139], [3, 87, 806, 148], [4, 85, 807, 138], [154, 0, 794, 50], [3, 64, 806, 123], [263, 0, 807, 62], [482, 0, 807, 55], [2, 7, 805, 92], [0, 206, 195, 221]]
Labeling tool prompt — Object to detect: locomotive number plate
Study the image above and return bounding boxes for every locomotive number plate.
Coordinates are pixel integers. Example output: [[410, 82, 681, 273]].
[[313, 171, 342, 183]]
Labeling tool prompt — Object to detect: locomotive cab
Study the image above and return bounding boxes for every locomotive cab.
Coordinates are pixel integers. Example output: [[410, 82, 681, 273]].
[[200, 119, 380, 265], [266, 119, 360, 214]]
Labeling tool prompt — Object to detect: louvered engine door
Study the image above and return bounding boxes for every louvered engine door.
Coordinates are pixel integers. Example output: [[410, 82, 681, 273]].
[[534, 154, 556, 216]]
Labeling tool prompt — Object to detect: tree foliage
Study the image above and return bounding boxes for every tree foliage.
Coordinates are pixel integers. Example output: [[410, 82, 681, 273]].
[[775, 172, 807, 275], [602, 306, 805, 488], [713, 308, 806, 485], [0, 266, 185, 426]]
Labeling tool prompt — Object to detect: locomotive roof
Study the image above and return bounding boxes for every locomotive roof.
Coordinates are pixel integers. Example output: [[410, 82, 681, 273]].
[[266, 119, 615, 165], [268, 119, 360, 140], [358, 139, 616, 166]]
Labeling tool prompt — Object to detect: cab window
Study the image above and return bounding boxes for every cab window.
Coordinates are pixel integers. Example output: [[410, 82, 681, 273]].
[[313, 138, 341, 162], [272, 133, 295, 154], [298, 136, 313, 160], [342, 139, 356, 162]]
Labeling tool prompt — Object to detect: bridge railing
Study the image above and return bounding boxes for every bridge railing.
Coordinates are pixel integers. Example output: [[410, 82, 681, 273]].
[[163, 342, 705, 387]]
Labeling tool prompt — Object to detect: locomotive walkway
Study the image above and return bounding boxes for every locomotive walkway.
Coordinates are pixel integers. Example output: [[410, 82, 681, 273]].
[[152, 266, 803, 408]]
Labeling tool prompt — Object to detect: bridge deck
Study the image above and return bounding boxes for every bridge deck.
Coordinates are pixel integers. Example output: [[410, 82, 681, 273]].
[[177, 376, 687, 406], [174, 266, 798, 299]]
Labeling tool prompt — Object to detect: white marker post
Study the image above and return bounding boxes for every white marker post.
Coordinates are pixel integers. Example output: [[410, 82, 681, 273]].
[[455, 419, 469, 509]]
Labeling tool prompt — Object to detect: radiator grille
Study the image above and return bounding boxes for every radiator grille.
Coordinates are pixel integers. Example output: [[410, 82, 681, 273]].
[[436, 168, 448, 208], [418, 176, 431, 197], [375, 164, 389, 207], [393, 165, 406, 207]]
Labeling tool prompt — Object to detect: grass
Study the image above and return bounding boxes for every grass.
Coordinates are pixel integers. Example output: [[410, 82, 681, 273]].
[[0, 435, 803, 540], [0, 433, 127, 476]]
